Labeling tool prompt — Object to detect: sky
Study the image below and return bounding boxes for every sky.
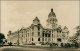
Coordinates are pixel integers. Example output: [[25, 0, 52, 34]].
[[1, 1, 79, 38]]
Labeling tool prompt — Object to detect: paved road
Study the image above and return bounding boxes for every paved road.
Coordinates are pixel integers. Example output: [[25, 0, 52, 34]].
[[0, 46, 80, 51]]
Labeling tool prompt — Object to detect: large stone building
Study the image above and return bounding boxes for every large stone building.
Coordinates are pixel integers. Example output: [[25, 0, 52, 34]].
[[7, 8, 69, 46]]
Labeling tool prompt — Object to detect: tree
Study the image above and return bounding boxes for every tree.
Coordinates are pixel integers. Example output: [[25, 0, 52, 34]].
[[74, 26, 80, 48], [75, 26, 80, 36], [0, 33, 5, 44], [0, 33, 5, 39]]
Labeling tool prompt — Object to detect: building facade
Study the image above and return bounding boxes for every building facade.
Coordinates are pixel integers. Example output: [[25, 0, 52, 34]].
[[7, 8, 69, 46]]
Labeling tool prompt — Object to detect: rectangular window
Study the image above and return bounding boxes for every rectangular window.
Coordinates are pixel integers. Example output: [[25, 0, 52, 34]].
[[48, 34, 50, 37], [57, 38, 61, 42], [42, 33, 44, 37], [38, 38, 40, 41], [32, 26, 34, 30], [38, 32, 40, 36], [45, 38, 47, 41], [52, 39, 53, 41], [38, 26, 40, 31], [52, 34, 53, 37], [52, 30, 53, 33], [32, 38, 34, 41], [42, 38, 44, 41], [45, 33, 47, 37], [48, 38, 50, 41]]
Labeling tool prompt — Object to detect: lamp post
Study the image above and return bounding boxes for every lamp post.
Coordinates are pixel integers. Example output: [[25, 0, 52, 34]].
[[18, 29, 19, 46]]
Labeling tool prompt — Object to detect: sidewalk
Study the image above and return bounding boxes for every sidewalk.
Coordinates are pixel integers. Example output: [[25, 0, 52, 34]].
[[20, 45, 50, 48], [20, 45, 80, 49], [20, 45, 80, 51]]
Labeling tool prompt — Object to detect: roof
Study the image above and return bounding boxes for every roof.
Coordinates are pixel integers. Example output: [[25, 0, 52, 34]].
[[33, 17, 40, 21], [63, 26, 68, 29]]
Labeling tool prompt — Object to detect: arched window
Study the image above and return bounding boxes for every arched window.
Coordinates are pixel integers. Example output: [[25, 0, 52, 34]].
[[38, 38, 40, 41]]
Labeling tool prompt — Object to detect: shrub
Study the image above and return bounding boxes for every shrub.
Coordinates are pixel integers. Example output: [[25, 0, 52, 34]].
[[8, 42, 12, 46]]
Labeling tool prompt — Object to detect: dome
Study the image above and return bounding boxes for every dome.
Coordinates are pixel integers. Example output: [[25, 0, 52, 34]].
[[33, 16, 40, 21], [48, 8, 56, 17], [63, 26, 68, 29]]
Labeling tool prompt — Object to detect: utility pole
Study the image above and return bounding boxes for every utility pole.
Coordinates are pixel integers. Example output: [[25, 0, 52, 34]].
[[18, 29, 19, 46]]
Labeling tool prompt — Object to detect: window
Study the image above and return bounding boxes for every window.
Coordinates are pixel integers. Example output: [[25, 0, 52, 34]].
[[42, 33, 44, 37], [70, 40, 71, 42], [52, 30, 53, 33], [38, 38, 40, 41], [57, 38, 61, 42], [32, 32, 34, 36], [48, 38, 50, 42], [38, 32, 40, 36], [38, 26, 40, 31], [48, 34, 50, 37], [45, 33, 47, 37], [22, 34, 23, 37], [52, 39, 53, 41], [32, 38, 34, 41], [42, 38, 44, 41], [52, 34, 53, 37], [45, 38, 47, 41], [32, 26, 34, 30], [49, 31, 51, 33]]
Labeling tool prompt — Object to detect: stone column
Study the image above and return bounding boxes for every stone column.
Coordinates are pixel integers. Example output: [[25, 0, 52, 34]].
[[40, 28, 42, 43], [47, 33, 48, 42], [44, 33, 45, 43], [51, 30, 52, 43]]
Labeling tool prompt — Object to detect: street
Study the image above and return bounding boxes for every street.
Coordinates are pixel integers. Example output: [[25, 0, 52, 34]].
[[0, 46, 80, 51]]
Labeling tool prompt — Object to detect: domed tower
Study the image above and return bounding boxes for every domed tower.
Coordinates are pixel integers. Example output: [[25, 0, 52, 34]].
[[31, 17, 43, 44], [47, 8, 58, 28], [62, 26, 69, 44]]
